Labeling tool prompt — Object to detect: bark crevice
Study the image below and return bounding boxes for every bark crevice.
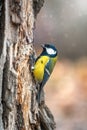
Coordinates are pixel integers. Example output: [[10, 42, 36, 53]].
[[0, 0, 5, 56]]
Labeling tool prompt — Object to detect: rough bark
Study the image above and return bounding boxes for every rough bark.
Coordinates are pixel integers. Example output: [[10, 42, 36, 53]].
[[0, 0, 55, 130]]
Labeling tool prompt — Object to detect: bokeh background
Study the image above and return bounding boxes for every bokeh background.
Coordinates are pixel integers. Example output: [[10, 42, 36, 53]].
[[34, 0, 87, 130]]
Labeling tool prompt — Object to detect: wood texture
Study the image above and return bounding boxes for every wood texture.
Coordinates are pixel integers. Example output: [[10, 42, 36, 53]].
[[0, 0, 55, 130]]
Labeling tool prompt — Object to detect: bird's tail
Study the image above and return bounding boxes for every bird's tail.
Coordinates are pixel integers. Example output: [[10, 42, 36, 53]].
[[36, 88, 41, 105], [36, 85, 45, 105]]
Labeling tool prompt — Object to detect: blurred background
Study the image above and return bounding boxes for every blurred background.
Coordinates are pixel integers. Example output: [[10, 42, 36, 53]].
[[34, 0, 87, 130]]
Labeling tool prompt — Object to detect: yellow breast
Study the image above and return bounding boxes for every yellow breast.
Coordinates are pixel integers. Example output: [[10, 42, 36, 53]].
[[33, 56, 49, 83]]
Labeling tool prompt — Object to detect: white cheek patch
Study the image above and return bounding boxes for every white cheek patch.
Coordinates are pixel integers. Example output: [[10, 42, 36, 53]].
[[46, 48, 56, 55]]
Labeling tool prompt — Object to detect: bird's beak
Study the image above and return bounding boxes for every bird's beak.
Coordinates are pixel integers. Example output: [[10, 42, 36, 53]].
[[41, 44, 45, 48]]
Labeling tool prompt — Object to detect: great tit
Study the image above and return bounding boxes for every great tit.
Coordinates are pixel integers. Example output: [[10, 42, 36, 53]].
[[33, 44, 58, 104]]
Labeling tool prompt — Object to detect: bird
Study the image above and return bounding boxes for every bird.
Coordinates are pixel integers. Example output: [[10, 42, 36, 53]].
[[32, 44, 58, 104]]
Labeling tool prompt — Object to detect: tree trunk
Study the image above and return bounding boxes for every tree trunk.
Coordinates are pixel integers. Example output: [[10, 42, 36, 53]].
[[0, 0, 56, 130]]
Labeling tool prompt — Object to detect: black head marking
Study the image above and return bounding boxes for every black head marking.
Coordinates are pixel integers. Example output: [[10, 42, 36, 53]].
[[41, 43, 58, 57]]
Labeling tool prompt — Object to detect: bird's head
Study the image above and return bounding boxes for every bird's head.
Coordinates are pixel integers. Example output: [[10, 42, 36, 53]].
[[41, 44, 58, 57]]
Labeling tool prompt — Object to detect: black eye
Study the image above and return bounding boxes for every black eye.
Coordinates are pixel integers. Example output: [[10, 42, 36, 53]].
[[46, 44, 50, 48]]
